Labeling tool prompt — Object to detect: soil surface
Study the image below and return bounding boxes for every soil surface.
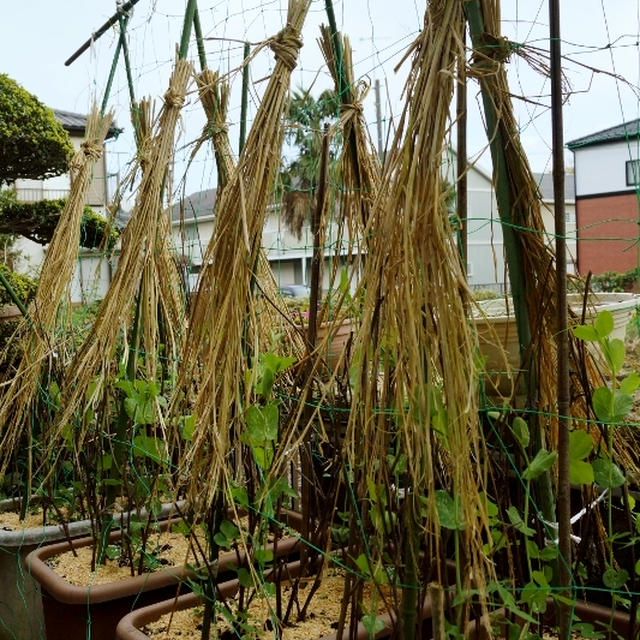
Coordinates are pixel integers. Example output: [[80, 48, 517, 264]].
[[142, 570, 390, 639], [47, 527, 198, 586]]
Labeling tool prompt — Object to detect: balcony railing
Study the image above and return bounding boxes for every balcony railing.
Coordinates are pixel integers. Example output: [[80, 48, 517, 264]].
[[15, 188, 71, 203]]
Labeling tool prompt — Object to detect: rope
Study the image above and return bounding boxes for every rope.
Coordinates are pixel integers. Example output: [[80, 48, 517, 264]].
[[269, 27, 303, 71]]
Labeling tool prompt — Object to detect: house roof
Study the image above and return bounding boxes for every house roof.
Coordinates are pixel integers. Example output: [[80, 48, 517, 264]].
[[566, 119, 640, 150], [532, 172, 575, 202], [171, 188, 217, 222], [53, 109, 121, 140]]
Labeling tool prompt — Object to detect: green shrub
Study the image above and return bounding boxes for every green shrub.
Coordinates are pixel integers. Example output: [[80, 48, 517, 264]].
[[591, 268, 640, 292], [0, 264, 37, 307], [0, 74, 73, 185], [0, 197, 119, 250]]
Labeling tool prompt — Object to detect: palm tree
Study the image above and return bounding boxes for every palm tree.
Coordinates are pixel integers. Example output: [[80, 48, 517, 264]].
[[279, 88, 339, 238]]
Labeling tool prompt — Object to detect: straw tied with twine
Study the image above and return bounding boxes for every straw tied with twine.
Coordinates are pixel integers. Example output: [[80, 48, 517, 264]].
[[0, 107, 114, 478], [171, 0, 311, 514]]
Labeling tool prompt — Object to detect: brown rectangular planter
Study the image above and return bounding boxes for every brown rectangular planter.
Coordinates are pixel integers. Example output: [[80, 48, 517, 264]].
[[25, 511, 304, 640], [465, 600, 636, 640], [115, 557, 321, 640]]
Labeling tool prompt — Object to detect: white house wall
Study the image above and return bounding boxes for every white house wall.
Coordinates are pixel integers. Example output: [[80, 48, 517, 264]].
[[573, 139, 640, 196]]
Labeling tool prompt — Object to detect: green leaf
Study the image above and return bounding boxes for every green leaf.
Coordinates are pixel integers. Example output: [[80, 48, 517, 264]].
[[521, 581, 550, 614], [595, 310, 614, 338], [570, 459, 594, 485], [635, 558, 640, 576], [435, 490, 465, 530], [180, 414, 196, 442], [602, 567, 629, 589], [506, 505, 535, 537], [132, 434, 167, 465], [592, 386, 613, 422], [361, 614, 386, 635], [213, 532, 231, 549], [572, 324, 599, 341], [569, 430, 593, 461], [512, 416, 530, 449], [613, 390, 634, 420], [237, 567, 253, 588], [253, 548, 274, 564], [354, 553, 371, 578], [220, 520, 239, 541], [603, 338, 625, 375], [522, 449, 557, 480], [621, 372, 640, 394], [593, 457, 626, 489]]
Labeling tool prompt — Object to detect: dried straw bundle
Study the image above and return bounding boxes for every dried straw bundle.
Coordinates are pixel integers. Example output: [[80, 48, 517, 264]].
[[318, 26, 380, 236], [195, 67, 305, 366], [51, 60, 192, 453], [172, 0, 311, 513], [338, 0, 491, 631], [132, 96, 186, 383], [196, 69, 234, 190], [0, 106, 113, 475], [470, 3, 637, 472]]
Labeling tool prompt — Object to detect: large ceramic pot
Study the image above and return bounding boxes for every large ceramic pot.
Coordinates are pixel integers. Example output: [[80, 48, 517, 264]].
[[0, 497, 93, 640], [474, 291, 640, 394], [26, 511, 304, 640]]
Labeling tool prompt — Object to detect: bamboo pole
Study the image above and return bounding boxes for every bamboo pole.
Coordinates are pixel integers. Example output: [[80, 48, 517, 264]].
[[464, 0, 556, 525], [239, 42, 250, 153], [549, 0, 572, 635], [65, 0, 143, 66]]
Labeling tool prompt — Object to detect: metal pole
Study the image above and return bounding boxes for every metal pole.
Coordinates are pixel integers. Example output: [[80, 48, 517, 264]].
[[239, 42, 251, 153], [65, 0, 143, 67], [549, 0, 572, 636]]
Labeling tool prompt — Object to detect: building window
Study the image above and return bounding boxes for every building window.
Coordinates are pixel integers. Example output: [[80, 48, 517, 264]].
[[625, 159, 640, 186]]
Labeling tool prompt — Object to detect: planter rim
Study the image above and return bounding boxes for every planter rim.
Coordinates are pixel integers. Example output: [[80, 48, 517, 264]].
[[0, 499, 185, 550], [474, 291, 640, 322], [115, 557, 319, 640], [26, 511, 304, 606]]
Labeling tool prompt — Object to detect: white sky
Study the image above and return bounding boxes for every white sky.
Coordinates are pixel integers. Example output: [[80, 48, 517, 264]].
[[1, 1, 639, 202]]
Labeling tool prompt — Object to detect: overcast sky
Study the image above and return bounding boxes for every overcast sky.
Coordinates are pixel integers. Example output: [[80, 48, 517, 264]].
[[2, 1, 639, 201]]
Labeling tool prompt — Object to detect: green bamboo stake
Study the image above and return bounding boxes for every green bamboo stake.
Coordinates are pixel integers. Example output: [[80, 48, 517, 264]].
[[239, 42, 251, 153], [65, 0, 143, 66], [0, 269, 29, 319], [178, 0, 199, 61], [101, 15, 127, 115], [193, 7, 208, 71], [464, 0, 555, 524]]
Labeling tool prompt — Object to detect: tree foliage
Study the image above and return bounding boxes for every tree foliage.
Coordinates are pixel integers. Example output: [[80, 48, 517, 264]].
[[0, 196, 119, 250], [280, 88, 340, 237], [0, 74, 73, 186]]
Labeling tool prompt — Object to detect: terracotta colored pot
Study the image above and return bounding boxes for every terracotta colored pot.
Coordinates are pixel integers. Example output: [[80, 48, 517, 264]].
[[465, 600, 637, 640], [26, 510, 305, 640], [115, 557, 320, 640], [316, 318, 355, 372]]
